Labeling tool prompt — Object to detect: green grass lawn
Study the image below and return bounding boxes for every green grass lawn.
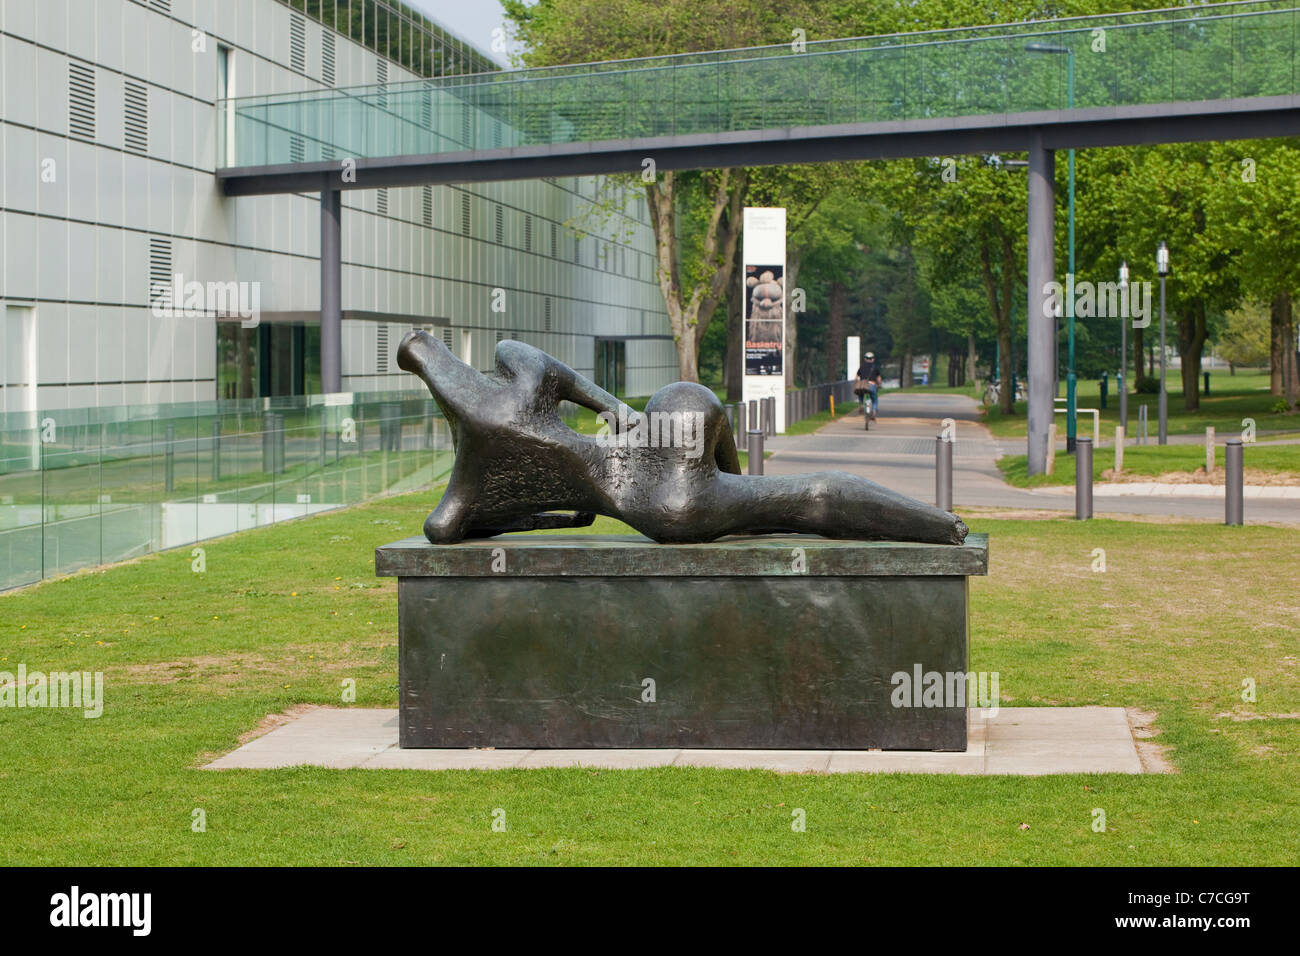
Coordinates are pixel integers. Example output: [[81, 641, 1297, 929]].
[[2, 493, 1296, 865], [998, 443, 1300, 488], [983, 369, 1298, 439]]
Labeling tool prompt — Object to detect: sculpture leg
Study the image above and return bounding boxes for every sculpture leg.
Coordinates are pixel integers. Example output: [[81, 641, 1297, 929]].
[[709, 472, 967, 545], [423, 492, 473, 544]]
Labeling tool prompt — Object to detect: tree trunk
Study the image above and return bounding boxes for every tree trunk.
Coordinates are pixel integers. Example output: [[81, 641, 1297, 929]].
[[978, 232, 1016, 414], [901, 350, 914, 387], [784, 252, 801, 390], [967, 333, 977, 386], [644, 168, 747, 384], [723, 240, 743, 402], [1178, 301, 1209, 411], [1133, 325, 1146, 391], [1274, 291, 1299, 409], [827, 280, 845, 383], [1271, 291, 1289, 397]]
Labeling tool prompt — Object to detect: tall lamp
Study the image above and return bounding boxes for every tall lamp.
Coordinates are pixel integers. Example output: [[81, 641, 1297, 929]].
[[1157, 241, 1170, 445], [1119, 261, 1129, 435]]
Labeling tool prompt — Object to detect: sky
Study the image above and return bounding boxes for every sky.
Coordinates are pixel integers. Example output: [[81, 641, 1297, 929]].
[[406, 0, 524, 68]]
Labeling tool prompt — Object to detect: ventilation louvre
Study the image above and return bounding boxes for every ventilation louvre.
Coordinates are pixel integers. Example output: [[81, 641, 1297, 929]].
[[442, 328, 454, 348], [123, 80, 148, 154], [376, 188, 388, 216], [376, 324, 389, 373], [494, 204, 503, 245], [68, 62, 96, 142], [422, 186, 433, 228], [460, 193, 471, 237], [460, 104, 471, 147], [289, 13, 306, 74], [321, 30, 336, 86], [550, 223, 558, 259], [544, 297, 552, 332], [524, 215, 533, 252], [148, 238, 172, 310], [376, 59, 388, 108], [289, 135, 305, 163]]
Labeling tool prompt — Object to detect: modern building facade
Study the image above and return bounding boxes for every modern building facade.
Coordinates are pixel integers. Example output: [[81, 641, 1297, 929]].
[[0, 0, 676, 414]]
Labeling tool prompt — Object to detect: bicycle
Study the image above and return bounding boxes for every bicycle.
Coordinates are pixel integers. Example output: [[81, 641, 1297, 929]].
[[863, 385, 878, 430]]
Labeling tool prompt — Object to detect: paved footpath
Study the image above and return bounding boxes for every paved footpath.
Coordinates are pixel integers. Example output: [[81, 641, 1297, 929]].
[[765, 392, 1300, 523]]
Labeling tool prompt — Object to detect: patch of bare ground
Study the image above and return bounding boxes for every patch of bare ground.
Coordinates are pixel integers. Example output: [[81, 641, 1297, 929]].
[[238, 703, 320, 745], [958, 508, 1072, 521], [1213, 709, 1300, 721], [1127, 708, 1177, 774], [959, 507, 1215, 524], [191, 704, 322, 766], [1102, 466, 1300, 486], [114, 643, 388, 685]]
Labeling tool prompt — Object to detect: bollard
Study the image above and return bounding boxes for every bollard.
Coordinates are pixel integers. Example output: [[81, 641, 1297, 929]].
[[1205, 426, 1215, 473], [211, 419, 222, 482], [1114, 425, 1124, 474], [1138, 403, 1148, 445], [748, 399, 758, 434], [1225, 438, 1243, 525], [164, 423, 176, 493], [1045, 422, 1057, 475], [735, 403, 746, 438], [1075, 436, 1093, 520], [747, 429, 764, 475], [935, 436, 953, 511], [829, 395, 835, 419], [1204, 370, 1210, 396], [767, 397, 776, 436]]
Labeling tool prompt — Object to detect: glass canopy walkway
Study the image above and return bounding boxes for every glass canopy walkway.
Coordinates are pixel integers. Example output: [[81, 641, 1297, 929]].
[[220, 0, 1300, 172]]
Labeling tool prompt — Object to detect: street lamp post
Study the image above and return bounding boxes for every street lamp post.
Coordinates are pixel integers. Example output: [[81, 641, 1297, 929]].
[[1119, 261, 1129, 434], [1027, 41, 1076, 452], [1157, 241, 1170, 444]]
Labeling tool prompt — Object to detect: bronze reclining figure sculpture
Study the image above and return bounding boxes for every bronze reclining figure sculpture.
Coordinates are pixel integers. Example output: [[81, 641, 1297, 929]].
[[397, 330, 968, 546]]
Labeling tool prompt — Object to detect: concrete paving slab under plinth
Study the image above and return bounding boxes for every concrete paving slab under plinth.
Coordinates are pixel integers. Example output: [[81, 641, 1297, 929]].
[[203, 706, 1147, 774]]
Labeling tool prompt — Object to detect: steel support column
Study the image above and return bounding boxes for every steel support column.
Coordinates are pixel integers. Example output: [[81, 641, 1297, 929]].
[[1026, 137, 1055, 476], [320, 188, 342, 394]]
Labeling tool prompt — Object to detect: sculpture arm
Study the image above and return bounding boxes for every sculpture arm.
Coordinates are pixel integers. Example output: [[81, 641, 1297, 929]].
[[552, 360, 641, 429], [714, 418, 742, 474], [396, 330, 490, 407]]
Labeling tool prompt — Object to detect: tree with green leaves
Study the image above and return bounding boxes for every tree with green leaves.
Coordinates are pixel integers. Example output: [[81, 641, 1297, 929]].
[[1206, 139, 1300, 409], [502, 0, 843, 382], [1217, 301, 1271, 373]]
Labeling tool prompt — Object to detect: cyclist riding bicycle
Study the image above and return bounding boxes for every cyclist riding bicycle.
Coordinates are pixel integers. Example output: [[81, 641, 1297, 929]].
[[855, 353, 883, 421]]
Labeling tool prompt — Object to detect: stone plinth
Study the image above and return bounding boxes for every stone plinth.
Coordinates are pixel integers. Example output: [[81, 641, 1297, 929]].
[[375, 533, 988, 751]]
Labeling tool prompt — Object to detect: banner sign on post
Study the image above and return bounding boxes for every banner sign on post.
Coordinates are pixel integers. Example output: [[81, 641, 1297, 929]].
[[846, 336, 861, 383], [742, 207, 787, 433]]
